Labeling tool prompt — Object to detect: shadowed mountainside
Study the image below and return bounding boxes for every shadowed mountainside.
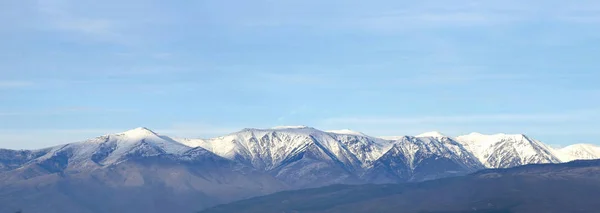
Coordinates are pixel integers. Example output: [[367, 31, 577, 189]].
[[201, 160, 600, 213]]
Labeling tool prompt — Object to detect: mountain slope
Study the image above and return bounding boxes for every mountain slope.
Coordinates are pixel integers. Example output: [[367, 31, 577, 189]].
[[364, 134, 483, 183], [0, 128, 287, 213], [179, 127, 485, 186], [455, 133, 561, 168], [201, 159, 600, 213], [179, 127, 392, 187], [0, 148, 50, 171], [0, 127, 191, 178], [558, 143, 600, 162]]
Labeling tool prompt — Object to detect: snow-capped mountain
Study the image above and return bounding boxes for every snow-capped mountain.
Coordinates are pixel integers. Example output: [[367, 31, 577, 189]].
[[177, 127, 483, 186], [366, 134, 483, 183], [0, 127, 286, 213], [3, 127, 596, 184], [178, 126, 392, 187], [381, 131, 597, 169], [558, 144, 600, 162], [455, 132, 562, 168], [17, 127, 190, 172]]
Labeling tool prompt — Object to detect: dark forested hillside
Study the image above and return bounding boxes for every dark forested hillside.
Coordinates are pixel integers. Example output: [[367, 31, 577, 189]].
[[201, 160, 600, 213]]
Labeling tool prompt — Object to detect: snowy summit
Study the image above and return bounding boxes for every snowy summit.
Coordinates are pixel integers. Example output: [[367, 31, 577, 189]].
[[416, 131, 448, 138], [271, 125, 310, 130]]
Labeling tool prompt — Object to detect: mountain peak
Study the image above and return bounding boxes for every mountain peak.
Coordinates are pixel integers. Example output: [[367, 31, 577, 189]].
[[416, 131, 447, 138], [465, 132, 485, 137], [559, 144, 600, 161], [118, 127, 158, 137], [564, 143, 599, 149]]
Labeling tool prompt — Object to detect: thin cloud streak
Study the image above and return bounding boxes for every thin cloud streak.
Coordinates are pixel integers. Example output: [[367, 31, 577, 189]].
[[322, 109, 600, 125], [232, 1, 600, 33], [156, 123, 242, 139], [0, 81, 35, 88], [36, 0, 120, 41], [0, 107, 135, 117], [249, 69, 526, 90]]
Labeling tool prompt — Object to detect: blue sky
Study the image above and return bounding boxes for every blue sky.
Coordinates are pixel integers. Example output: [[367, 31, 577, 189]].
[[1, 0, 600, 149]]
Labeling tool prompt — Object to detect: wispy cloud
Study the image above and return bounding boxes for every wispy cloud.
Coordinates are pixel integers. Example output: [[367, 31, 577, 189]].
[[0, 81, 35, 88], [101, 65, 189, 77], [113, 52, 175, 60], [356, 11, 519, 33], [559, 14, 600, 23], [228, 0, 600, 33], [257, 72, 335, 86], [277, 104, 309, 122], [21, 0, 600, 45], [155, 123, 242, 139], [27, 0, 182, 45], [250, 68, 525, 90], [318, 109, 600, 143], [322, 109, 600, 125], [405, 69, 527, 85], [0, 107, 135, 117], [34, 0, 131, 44]]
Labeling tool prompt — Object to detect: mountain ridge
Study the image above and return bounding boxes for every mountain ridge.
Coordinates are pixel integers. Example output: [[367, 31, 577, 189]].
[[1, 126, 599, 213], [3, 126, 599, 172]]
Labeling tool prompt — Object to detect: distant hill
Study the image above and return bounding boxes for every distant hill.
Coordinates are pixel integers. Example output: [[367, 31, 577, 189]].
[[201, 159, 600, 213]]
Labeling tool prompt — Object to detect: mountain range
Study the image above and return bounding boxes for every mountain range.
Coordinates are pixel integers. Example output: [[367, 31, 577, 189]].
[[0, 126, 599, 213]]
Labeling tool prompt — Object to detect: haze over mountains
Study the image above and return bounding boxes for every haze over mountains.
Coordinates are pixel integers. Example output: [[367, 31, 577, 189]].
[[0, 126, 599, 213]]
